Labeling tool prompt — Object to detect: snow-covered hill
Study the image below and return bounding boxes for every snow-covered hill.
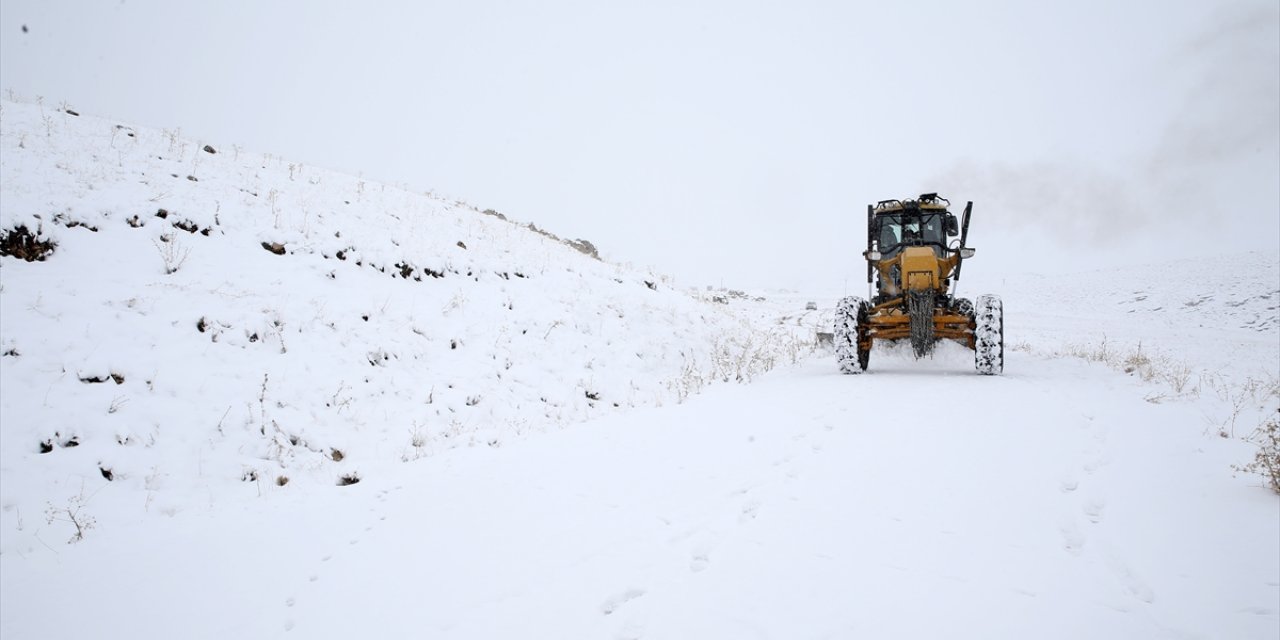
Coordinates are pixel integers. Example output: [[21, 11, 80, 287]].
[[0, 99, 809, 551], [1, 100, 1276, 640]]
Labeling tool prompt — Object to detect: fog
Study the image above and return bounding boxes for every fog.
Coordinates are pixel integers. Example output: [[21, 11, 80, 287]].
[[2, 0, 1275, 290]]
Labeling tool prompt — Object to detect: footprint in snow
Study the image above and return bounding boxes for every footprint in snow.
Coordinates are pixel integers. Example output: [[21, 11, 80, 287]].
[[739, 500, 761, 523], [615, 621, 645, 640], [1060, 522, 1086, 556], [1107, 558, 1155, 604], [601, 588, 646, 616], [1060, 479, 1079, 493], [690, 552, 710, 573], [690, 542, 712, 573], [1082, 499, 1105, 524]]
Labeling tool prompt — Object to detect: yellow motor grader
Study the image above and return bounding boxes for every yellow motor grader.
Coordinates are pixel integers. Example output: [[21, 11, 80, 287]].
[[834, 193, 1003, 375]]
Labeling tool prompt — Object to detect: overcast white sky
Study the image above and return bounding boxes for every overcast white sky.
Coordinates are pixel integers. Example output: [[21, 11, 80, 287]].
[[1, 0, 1276, 290]]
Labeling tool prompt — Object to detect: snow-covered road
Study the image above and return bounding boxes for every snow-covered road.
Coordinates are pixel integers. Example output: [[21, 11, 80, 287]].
[[4, 346, 1275, 640]]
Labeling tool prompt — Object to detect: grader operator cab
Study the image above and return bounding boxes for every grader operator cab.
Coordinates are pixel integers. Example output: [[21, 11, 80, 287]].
[[834, 193, 1003, 375]]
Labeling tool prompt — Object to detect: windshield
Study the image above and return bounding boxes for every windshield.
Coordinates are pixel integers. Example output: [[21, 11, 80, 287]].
[[877, 213, 946, 251]]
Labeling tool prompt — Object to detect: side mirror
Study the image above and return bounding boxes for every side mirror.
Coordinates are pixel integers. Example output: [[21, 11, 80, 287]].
[[959, 247, 976, 259], [945, 214, 959, 236]]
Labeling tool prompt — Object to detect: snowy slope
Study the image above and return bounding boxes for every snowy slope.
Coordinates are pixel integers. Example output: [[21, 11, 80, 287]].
[[1, 100, 1277, 640], [0, 99, 809, 553], [996, 253, 1279, 382]]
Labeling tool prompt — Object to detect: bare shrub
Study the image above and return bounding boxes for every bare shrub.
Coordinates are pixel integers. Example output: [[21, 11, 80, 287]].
[[153, 234, 190, 274], [1121, 342, 1151, 373], [1161, 364, 1193, 394], [1059, 339, 1202, 400], [402, 425, 431, 462], [1234, 417, 1280, 494], [45, 495, 96, 544], [666, 326, 814, 403]]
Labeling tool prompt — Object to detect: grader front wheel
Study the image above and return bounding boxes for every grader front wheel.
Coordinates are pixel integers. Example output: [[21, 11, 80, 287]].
[[975, 294, 1004, 375], [835, 296, 871, 374]]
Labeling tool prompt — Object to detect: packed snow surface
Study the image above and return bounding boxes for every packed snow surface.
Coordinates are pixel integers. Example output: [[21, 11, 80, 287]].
[[1, 101, 1277, 639]]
